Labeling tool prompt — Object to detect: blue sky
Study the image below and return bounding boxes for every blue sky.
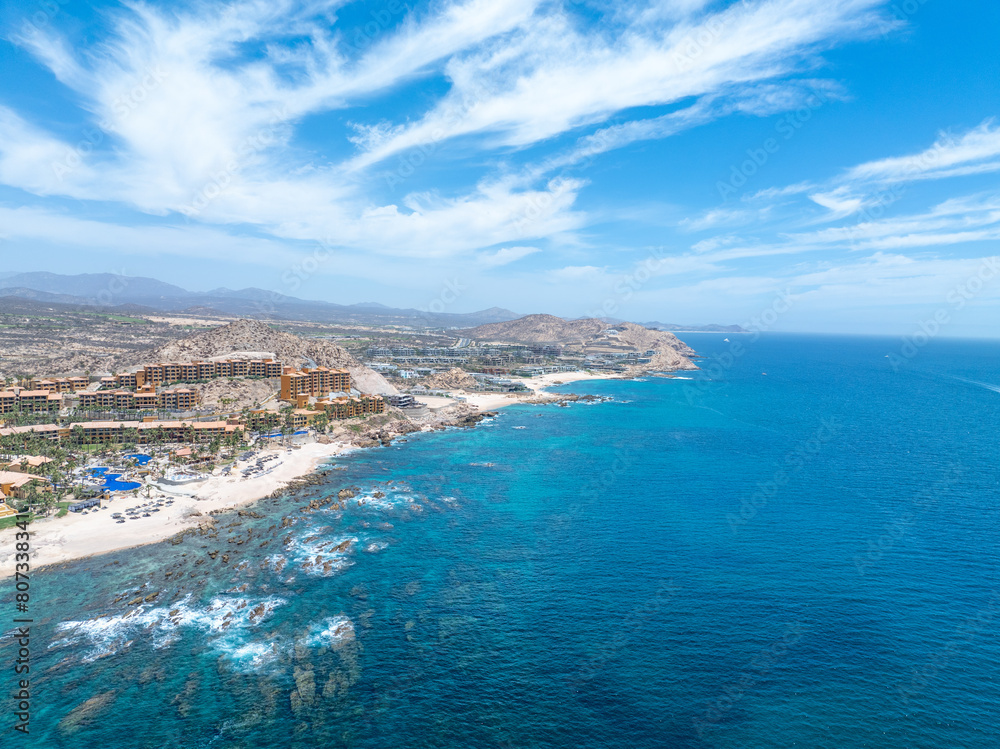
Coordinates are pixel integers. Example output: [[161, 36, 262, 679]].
[[0, 0, 998, 335]]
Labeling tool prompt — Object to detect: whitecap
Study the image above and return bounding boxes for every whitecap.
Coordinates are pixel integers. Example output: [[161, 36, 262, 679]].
[[49, 594, 286, 664], [299, 616, 355, 649]]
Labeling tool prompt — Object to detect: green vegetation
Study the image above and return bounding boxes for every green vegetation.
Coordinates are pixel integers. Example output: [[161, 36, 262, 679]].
[[90, 313, 151, 324], [0, 514, 33, 530]]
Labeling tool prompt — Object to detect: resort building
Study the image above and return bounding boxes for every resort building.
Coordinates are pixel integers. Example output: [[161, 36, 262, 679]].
[[92, 358, 283, 391], [0, 424, 63, 442], [0, 471, 51, 500], [0, 420, 241, 445], [29, 376, 89, 393], [386, 394, 417, 408], [279, 367, 351, 401], [133, 358, 282, 388], [159, 388, 200, 411], [244, 410, 282, 431], [76, 420, 239, 444], [0, 389, 63, 414], [77, 387, 200, 412], [0, 456, 54, 472], [291, 409, 324, 428], [314, 394, 386, 419]]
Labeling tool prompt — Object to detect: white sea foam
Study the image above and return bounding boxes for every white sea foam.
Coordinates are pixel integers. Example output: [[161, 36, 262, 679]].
[[50, 594, 286, 664], [225, 640, 281, 671], [948, 375, 1000, 394], [288, 531, 358, 576], [299, 616, 355, 649]]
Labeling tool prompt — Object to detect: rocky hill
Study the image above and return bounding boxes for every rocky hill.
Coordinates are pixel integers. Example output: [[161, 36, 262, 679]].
[[128, 319, 397, 394], [420, 367, 479, 390], [460, 314, 697, 371]]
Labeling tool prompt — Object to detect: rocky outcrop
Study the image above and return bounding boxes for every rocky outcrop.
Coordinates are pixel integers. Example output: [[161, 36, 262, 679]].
[[196, 377, 278, 410], [420, 367, 479, 390]]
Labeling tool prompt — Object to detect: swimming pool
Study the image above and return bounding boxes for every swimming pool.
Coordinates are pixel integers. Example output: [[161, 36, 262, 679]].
[[123, 453, 152, 465], [87, 467, 142, 491]]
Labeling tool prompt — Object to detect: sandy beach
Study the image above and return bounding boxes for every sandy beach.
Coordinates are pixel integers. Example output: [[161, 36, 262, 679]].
[[0, 370, 612, 573], [0, 440, 356, 575], [426, 370, 619, 411]]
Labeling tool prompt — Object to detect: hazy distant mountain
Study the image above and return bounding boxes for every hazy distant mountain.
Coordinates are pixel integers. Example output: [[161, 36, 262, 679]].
[[580, 316, 747, 333], [642, 321, 747, 333], [0, 272, 741, 333], [0, 286, 96, 305], [0, 271, 188, 302], [0, 272, 520, 328]]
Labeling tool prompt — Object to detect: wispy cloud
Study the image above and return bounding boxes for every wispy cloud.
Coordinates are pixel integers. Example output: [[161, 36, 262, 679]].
[[0, 0, 894, 265], [478, 245, 540, 267]]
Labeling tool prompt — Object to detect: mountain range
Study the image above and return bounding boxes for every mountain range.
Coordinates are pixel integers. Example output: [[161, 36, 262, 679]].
[[0, 272, 518, 328], [0, 272, 743, 332]]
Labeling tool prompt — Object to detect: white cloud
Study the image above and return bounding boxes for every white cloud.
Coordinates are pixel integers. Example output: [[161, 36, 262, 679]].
[[348, 0, 887, 169], [844, 120, 1000, 185], [478, 245, 540, 267], [0, 0, 899, 268], [549, 265, 606, 281]]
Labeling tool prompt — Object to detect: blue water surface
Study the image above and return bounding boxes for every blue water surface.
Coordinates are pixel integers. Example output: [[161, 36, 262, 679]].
[[4, 334, 999, 748], [86, 466, 142, 492]]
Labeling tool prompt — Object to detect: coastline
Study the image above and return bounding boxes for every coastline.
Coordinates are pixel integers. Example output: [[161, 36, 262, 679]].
[[0, 370, 618, 574]]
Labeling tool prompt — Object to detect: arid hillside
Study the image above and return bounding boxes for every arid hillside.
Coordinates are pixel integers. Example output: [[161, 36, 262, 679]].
[[420, 367, 479, 390], [460, 314, 697, 371], [0, 298, 185, 378], [129, 319, 397, 394]]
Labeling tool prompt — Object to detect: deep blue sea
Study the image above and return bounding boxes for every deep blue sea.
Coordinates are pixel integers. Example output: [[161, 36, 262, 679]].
[[3, 333, 999, 748]]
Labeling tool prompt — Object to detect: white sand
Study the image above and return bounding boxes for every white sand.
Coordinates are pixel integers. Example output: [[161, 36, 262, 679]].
[[424, 370, 618, 412], [0, 440, 354, 574]]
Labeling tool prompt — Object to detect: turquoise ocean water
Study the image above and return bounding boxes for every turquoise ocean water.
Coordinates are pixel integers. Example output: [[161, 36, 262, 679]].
[[3, 333, 999, 747]]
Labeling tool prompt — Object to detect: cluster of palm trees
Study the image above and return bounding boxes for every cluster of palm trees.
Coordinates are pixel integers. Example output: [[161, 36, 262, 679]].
[[0, 422, 252, 516], [0, 434, 77, 516]]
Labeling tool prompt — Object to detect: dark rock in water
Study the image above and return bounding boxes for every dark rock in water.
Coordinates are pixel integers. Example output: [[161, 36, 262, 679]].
[[248, 603, 268, 624], [144, 592, 159, 602], [338, 487, 357, 500], [454, 410, 499, 427]]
